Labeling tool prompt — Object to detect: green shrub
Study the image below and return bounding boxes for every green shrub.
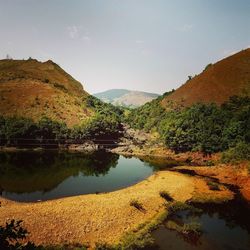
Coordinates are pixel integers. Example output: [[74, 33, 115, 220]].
[[182, 222, 202, 235], [221, 142, 250, 163], [127, 95, 250, 156]]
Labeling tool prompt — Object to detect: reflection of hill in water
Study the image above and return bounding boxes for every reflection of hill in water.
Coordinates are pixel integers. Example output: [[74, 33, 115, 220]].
[[0, 151, 119, 194]]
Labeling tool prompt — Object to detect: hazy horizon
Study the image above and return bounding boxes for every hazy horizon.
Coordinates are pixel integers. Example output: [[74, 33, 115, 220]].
[[1, 0, 250, 94]]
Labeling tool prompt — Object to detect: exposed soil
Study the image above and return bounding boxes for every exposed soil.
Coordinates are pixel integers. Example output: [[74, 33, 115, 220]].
[[174, 163, 250, 201]]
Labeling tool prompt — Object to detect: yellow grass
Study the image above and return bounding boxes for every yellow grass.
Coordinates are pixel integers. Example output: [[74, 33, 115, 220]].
[[0, 171, 233, 248]]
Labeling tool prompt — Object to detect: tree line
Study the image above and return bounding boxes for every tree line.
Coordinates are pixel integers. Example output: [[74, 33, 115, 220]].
[[126, 95, 250, 157], [0, 96, 123, 147]]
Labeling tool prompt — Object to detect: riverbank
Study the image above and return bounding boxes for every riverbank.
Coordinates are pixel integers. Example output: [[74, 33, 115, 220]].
[[174, 163, 250, 202], [110, 144, 220, 166], [0, 171, 233, 249], [111, 144, 250, 202]]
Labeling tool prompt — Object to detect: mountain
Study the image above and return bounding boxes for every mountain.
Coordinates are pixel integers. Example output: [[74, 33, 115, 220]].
[[94, 89, 160, 108], [0, 59, 92, 127], [161, 48, 250, 108]]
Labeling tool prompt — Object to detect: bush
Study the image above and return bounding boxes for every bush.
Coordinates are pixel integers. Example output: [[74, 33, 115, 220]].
[[159, 191, 174, 201], [127, 95, 250, 156], [0, 219, 37, 249], [221, 142, 250, 163], [207, 181, 220, 191], [182, 222, 202, 235], [130, 199, 144, 211]]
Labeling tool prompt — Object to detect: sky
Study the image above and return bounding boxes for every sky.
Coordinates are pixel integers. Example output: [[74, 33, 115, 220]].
[[0, 0, 250, 94]]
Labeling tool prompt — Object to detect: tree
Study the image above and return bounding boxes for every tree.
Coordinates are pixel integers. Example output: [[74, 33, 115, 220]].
[[0, 220, 37, 249], [5, 54, 13, 60]]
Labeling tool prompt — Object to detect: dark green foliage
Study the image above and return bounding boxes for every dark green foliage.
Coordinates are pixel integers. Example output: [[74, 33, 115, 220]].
[[36, 117, 69, 141], [127, 95, 250, 155], [221, 142, 250, 163], [75, 95, 124, 140], [85, 95, 123, 118], [0, 116, 69, 147], [0, 219, 37, 249], [163, 103, 226, 154], [0, 96, 124, 147], [125, 90, 174, 131]]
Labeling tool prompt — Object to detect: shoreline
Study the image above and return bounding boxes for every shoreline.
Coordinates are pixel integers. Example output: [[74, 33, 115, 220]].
[[0, 170, 234, 248]]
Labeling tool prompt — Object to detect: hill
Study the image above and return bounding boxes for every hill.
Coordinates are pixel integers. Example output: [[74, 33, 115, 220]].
[[126, 50, 250, 155], [94, 89, 159, 108], [162, 48, 250, 108], [0, 59, 92, 127]]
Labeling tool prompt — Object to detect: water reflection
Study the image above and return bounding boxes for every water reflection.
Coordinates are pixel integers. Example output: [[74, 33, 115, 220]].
[[0, 150, 155, 201], [148, 200, 250, 250]]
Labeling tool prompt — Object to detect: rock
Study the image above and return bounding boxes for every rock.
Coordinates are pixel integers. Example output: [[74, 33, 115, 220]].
[[68, 142, 98, 153]]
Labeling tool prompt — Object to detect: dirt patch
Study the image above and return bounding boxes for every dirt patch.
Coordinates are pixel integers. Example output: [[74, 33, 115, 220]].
[[175, 163, 250, 201]]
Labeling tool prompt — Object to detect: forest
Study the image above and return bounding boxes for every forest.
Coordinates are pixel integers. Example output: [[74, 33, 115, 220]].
[[126, 95, 250, 157], [0, 93, 249, 160]]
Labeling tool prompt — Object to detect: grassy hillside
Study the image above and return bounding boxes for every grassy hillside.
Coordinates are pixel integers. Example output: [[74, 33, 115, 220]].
[[162, 48, 250, 109], [94, 89, 159, 108], [0, 59, 124, 147], [126, 50, 250, 155], [0, 59, 91, 127]]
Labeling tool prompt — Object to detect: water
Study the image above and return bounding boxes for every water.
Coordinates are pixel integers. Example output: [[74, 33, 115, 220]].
[[0, 150, 159, 202], [148, 201, 250, 250]]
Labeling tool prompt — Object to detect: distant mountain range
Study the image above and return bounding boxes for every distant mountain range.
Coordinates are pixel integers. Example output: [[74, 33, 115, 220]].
[[93, 89, 160, 108]]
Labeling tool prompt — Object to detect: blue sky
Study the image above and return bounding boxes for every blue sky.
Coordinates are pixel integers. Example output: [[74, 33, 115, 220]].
[[0, 0, 250, 94]]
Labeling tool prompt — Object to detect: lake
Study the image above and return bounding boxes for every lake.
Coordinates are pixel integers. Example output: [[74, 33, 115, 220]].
[[0, 150, 159, 202], [147, 201, 250, 250]]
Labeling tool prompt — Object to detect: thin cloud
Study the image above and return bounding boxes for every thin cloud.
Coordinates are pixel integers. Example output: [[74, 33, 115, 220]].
[[179, 24, 193, 32], [141, 49, 152, 56], [82, 35, 91, 42], [135, 40, 145, 44], [67, 26, 91, 42], [67, 25, 79, 39]]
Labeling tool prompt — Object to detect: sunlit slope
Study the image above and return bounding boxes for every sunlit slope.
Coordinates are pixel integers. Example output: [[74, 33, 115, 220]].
[[162, 48, 250, 108], [0, 59, 92, 126]]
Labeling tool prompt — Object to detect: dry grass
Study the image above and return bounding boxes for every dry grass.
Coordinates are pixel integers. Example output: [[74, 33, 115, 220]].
[[175, 163, 250, 201], [161, 48, 250, 108], [0, 170, 234, 248], [0, 59, 92, 127]]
